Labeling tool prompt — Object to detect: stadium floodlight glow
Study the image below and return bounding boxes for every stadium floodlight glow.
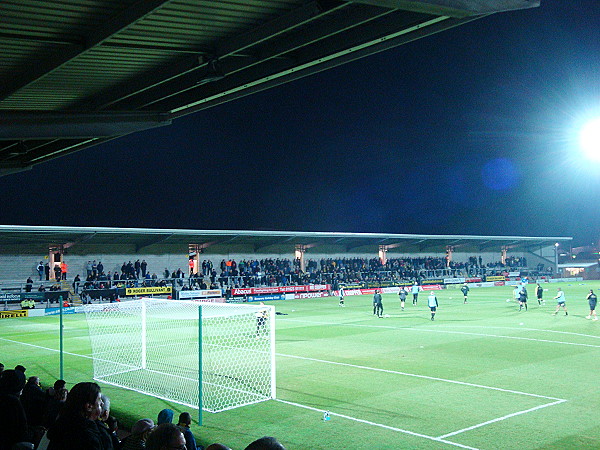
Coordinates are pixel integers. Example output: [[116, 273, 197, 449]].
[[580, 116, 600, 161]]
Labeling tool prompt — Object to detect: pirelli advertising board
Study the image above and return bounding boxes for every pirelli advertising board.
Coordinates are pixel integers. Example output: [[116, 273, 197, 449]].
[[1, 309, 28, 319], [125, 286, 173, 296]]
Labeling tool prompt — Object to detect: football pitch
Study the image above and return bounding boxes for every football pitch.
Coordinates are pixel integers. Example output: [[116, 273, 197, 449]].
[[2, 283, 600, 449]]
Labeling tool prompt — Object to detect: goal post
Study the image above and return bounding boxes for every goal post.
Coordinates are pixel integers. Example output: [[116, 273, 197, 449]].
[[83, 298, 276, 413]]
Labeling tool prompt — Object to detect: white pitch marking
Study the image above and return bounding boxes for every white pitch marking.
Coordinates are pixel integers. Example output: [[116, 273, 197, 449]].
[[276, 398, 480, 450], [437, 399, 566, 439], [277, 353, 565, 401]]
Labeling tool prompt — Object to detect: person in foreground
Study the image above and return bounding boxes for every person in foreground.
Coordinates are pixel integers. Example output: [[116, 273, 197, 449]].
[[244, 436, 285, 450], [47, 381, 112, 449], [146, 423, 186, 450]]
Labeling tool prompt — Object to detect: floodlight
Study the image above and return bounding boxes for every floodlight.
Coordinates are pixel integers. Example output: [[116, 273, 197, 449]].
[[580, 116, 600, 161]]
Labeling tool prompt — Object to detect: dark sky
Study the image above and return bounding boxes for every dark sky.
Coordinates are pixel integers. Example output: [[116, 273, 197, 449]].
[[1, 1, 599, 246]]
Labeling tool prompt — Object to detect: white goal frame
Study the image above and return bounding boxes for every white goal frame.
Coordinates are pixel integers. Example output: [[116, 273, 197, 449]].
[[83, 298, 276, 414]]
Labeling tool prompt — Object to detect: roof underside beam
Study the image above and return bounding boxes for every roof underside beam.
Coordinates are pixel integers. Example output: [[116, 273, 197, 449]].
[[354, 0, 540, 17], [0, 111, 172, 139], [0, 0, 174, 101]]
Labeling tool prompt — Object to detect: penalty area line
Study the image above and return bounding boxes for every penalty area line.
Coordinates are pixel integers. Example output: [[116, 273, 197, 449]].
[[275, 398, 480, 450], [437, 399, 567, 439]]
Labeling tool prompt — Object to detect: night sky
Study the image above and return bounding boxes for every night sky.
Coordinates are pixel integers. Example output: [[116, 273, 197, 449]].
[[1, 1, 599, 246]]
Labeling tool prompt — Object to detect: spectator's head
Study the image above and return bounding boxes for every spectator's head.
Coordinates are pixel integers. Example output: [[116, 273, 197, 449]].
[[206, 444, 232, 450], [55, 387, 68, 402], [0, 362, 4, 374], [14, 364, 26, 373], [26, 376, 40, 387], [177, 412, 192, 427], [53, 379, 66, 391], [0, 369, 26, 395], [244, 436, 286, 450], [99, 394, 111, 421], [145, 423, 185, 450], [131, 418, 156, 441], [157, 408, 174, 425], [63, 381, 103, 420]]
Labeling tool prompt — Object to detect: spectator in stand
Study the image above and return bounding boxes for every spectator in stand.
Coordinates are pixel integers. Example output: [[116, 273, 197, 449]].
[[176, 412, 198, 450], [244, 436, 286, 450], [141, 260, 148, 278], [73, 274, 81, 294], [146, 423, 185, 450], [157, 408, 174, 425], [43, 387, 67, 428], [25, 276, 33, 292], [37, 261, 45, 281], [206, 444, 231, 450], [61, 261, 68, 280], [135, 260, 141, 278], [97, 395, 120, 450], [53, 265, 61, 282], [45, 262, 50, 281], [20, 376, 46, 427], [97, 261, 104, 277], [0, 369, 29, 449], [121, 419, 155, 450], [86, 261, 93, 278], [46, 381, 111, 449], [0, 363, 4, 375]]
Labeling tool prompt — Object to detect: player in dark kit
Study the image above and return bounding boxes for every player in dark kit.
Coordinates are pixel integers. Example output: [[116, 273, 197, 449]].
[[536, 283, 544, 305], [398, 287, 407, 310], [339, 286, 345, 307], [373, 290, 383, 318], [460, 283, 469, 304], [519, 286, 528, 311]]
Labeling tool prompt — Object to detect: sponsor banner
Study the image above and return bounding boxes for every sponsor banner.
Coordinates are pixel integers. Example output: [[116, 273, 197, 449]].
[[44, 307, 77, 316], [178, 289, 222, 299], [366, 281, 396, 288], [421, 279, 444, 285], [0, 293, 20, 302], [494, 281, 506, 286], [466, 277, 482, 283], [444, 277, 466, 284], [0, 309, 28, 319], [247, 294, 285, 302], [341, 283, 364, 289], [192, 297, 226, 303], [125, 286, 172, 296], [421, 284, 443, 290], [508, 272, 520, 277], [485, 276, 506, 282], [294, 292, 329, 299], [231, 284, 330, 296], [28, 309, 46, 317], [468, 281, 497, 288]]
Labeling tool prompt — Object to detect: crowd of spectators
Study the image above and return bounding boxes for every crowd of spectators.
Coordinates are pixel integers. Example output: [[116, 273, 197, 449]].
[[0, 362, 286, 450], [20, 254, 535, 296]]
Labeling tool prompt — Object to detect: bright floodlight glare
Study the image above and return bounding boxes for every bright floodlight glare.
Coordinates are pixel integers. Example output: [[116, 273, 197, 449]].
[[580, 117, 600, 161]]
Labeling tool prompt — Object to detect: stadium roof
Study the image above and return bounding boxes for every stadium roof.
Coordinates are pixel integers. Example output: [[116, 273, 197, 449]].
[[0, 225, 571, 255], [0, 0, 539, 176]]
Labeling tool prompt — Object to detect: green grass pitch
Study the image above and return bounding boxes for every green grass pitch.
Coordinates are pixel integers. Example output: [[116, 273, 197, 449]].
[[2, 282, 600, 449]]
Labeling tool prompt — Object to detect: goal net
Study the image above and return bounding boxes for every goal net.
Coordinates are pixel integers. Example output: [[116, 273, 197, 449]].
[[83, 298, 275, 413]]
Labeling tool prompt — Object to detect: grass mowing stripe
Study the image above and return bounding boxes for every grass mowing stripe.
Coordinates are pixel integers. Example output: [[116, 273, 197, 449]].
[[437, 399, 567, 439], [277, 352, 566, 401], [0, 336, 93, 359], [275, 398, 481, 450], [281, 318, 600, 348]]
